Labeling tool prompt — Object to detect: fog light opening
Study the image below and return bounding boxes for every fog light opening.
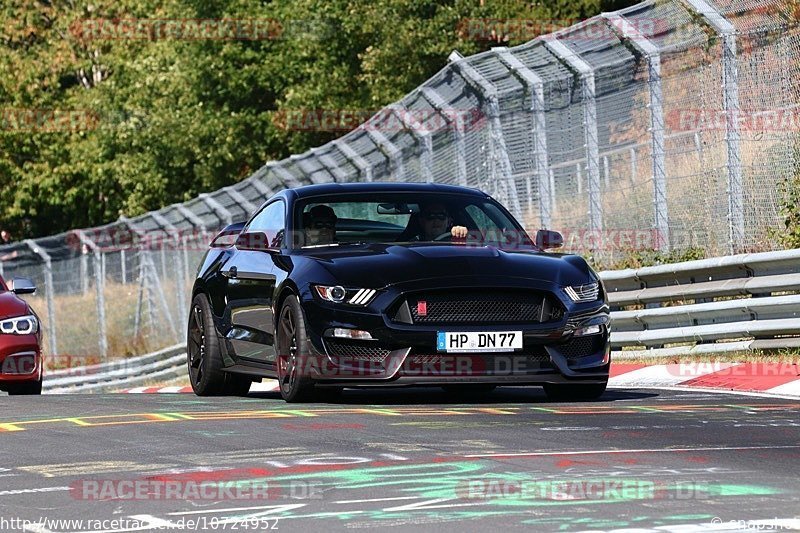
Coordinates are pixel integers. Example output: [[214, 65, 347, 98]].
[[574, 324, 602, 337], [332, 328, 374, 340]]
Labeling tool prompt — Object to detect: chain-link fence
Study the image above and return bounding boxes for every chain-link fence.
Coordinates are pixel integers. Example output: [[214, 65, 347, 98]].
[[1, 0, 797, 359]]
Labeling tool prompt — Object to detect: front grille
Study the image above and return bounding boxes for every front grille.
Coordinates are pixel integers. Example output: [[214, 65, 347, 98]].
[[556, 335, 605, 359], [396, 289, 561, 325], [324, 339, 391, 363]]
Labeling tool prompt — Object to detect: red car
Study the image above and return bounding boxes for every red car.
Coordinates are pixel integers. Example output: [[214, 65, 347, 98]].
[[0, 276, 42, 395]]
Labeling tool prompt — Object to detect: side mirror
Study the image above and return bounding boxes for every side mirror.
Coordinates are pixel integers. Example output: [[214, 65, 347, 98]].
[[235, 231, 280, 252], [535, 229, 563, 250], [209, 222, 246, 248], [11, 277, 36, 295]]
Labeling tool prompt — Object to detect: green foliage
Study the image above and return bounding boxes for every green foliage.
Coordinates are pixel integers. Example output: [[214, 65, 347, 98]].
[[0, 0, 631, 238], [590, 247, 707, 271], [770, 172, 800, 250]]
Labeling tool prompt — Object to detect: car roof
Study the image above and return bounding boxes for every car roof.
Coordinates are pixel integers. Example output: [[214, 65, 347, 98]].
[[287, 182, 490, 200]]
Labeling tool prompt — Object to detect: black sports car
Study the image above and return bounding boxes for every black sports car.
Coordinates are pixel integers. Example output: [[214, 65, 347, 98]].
[[187, 183, 610, 402]]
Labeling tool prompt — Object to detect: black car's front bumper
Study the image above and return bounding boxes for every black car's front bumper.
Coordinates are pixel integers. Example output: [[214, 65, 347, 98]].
[[298, 282, 610, 387]]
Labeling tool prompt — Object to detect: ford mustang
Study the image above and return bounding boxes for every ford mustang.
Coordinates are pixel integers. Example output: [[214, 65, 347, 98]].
[[188, 183, 610, 402]]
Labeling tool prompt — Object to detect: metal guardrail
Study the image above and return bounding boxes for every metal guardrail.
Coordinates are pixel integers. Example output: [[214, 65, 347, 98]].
[[40, 248, 800, 392], [602, 249, 800, 358], [43, 344, 186, 394]]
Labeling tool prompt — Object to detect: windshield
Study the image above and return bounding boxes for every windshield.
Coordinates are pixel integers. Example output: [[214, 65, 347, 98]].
[[295, 192, 533, 249]]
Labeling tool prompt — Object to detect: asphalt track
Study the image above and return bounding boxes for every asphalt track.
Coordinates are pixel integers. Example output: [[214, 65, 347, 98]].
[[1, 387, 799, 532]]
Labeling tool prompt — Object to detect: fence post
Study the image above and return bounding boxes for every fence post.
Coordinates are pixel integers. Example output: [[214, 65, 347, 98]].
[[388, 105, 434, 183], [365, 127, 405, 181], [334, 140, 374, 182], [316, 151, 350, 183], [77, 230, 106, 359], [271, 163, 303, 189], [150, 212, 190, 341], [25, 240, 57, 356], [494, 48, 552, 229], [449, 51, 523, 221], [223, 186, 258, 218], [420, 87, 468, 186], [603, 14, 670, 251], [247, 173, 275, 198], [682, 0, 743, 253], [544, 39, 603, 239]]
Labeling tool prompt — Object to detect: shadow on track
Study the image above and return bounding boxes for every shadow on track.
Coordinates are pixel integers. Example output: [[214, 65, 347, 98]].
[[246, 386, 657, 405]]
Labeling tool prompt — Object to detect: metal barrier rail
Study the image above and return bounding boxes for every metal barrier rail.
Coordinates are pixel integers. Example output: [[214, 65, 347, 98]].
[[43, 344, 186, 394], [41, 248, 800, 392], [602, 249, 800, 357]]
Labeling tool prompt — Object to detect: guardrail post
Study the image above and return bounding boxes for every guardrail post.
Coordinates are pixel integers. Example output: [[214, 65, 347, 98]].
[[449, 51, 523, 221], [419, 87, 468, 186], [494, 48, 552, 228], [77, 230, 107, 359], [25, 240, 57, 356], [681, 0, 743, 254], [603, 14, 670, 251], [544, 40, 603, 239]]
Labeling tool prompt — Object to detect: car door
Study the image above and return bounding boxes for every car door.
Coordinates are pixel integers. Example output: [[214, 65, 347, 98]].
[[222, 200, 286, 364]]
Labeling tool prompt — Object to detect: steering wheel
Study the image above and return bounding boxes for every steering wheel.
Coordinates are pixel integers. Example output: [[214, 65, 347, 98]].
[[433, 231, 453, 242]]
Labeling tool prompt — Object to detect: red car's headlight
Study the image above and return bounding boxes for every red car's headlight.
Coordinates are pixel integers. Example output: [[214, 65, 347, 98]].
[[0, 314, 39, 335]]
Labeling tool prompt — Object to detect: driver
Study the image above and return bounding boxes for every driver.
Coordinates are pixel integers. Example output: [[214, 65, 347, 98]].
[[303, 205, 338, 246], [416, 202, 468, 241]]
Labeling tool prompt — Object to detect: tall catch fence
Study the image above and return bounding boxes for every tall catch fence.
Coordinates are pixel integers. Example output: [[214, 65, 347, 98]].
[[1, 0, 797, 359]]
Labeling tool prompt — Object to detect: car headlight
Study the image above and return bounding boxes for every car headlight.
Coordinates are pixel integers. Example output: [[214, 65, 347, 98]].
[[0, 314, 39, 335], [313, 285, 377, 306], [564, 282, 600, 303]]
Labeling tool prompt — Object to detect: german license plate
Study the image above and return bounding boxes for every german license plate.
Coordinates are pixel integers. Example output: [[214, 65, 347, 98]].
[[437, 331, 523, 353]]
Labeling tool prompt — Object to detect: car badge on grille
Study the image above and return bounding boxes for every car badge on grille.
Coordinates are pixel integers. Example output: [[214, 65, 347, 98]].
[[417, 300, 427, 316]]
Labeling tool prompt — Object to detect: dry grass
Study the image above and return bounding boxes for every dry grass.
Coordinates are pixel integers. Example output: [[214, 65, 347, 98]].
[[614, 349, 800, 365], [24, 279, 189, 362]]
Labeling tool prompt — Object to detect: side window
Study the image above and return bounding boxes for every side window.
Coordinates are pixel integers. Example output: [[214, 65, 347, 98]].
[[247, 201, 286, 248], [465, 204, 501, 231]]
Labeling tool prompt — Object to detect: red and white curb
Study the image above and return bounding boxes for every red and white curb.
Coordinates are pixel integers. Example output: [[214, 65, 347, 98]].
[[117, 362, 800, 398], [609, 362, 800, 398]]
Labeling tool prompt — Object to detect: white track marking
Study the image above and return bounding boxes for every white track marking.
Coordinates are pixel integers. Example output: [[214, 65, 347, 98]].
[[464, 444, 800, 458], [609, 384, 800, 400], [167, 504, 305, 516], [335, 496, 422, 504]]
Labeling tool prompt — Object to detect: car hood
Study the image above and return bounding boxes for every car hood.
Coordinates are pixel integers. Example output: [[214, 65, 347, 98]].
[[297, 243, 593, 288], [0, 291, 31, 320]]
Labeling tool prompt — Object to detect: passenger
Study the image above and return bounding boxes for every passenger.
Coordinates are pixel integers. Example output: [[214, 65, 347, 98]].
[[303, 205, 338, 246]]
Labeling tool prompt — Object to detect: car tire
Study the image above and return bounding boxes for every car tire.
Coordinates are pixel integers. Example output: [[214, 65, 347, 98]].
[[543, 381, 607, 401], [6, 379, 42, 395], [276, 295, 317, 403], [441, 384, 496, 397], [187, 293, 252, 396]]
